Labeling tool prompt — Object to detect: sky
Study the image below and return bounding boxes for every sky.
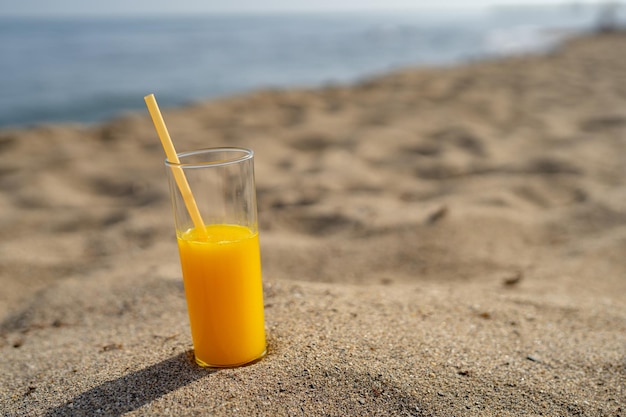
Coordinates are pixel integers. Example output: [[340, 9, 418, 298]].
[[0, 0, 611, 17]]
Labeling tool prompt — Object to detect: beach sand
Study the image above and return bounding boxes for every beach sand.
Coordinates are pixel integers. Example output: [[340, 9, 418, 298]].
[[1, 32, 625, 416]]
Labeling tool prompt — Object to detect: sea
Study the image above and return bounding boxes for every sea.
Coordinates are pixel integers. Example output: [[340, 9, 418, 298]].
[[0, 6, 618, 128]]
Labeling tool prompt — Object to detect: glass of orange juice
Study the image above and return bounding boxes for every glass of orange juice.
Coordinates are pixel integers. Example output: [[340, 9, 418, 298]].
[[165, 148, 266, 368]]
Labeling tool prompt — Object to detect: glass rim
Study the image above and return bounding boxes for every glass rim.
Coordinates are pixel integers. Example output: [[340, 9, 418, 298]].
[[165, 147, 253, 168]]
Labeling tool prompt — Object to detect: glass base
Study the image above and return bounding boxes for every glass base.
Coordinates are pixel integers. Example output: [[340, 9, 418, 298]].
[[194, 348, 267, 369]]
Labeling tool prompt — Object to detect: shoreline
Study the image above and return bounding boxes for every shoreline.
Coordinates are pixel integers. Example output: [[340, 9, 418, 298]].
[[0, 11, 605, 130]]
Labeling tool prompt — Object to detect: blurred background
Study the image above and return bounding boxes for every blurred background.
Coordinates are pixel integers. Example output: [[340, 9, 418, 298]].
[[0, 0, 624, 128]]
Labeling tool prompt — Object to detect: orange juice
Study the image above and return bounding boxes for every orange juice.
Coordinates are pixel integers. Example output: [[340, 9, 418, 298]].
[[177, 224, 266, 367]]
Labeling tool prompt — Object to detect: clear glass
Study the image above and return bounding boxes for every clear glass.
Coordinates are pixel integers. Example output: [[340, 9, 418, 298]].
[[165, 148, 266, 368]]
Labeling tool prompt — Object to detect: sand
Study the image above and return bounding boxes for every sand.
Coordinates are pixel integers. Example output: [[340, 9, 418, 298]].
[[1, 32, 625, 416]]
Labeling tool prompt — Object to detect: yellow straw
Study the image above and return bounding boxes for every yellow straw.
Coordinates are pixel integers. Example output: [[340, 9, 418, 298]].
[[144, 94, 206, 233]]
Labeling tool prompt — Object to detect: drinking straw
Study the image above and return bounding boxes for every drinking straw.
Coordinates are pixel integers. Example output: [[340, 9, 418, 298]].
[[144, 94, 206, 233]]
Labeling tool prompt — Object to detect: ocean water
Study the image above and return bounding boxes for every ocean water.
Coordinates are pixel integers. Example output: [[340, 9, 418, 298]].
[[0, 8, 607, 128]]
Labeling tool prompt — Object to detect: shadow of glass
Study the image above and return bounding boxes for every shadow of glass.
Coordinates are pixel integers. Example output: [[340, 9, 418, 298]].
[[44, 351, 214, 417]]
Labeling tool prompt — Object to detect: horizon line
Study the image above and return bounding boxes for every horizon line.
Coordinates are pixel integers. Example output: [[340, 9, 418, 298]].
[[0, 2, 613, 19]]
